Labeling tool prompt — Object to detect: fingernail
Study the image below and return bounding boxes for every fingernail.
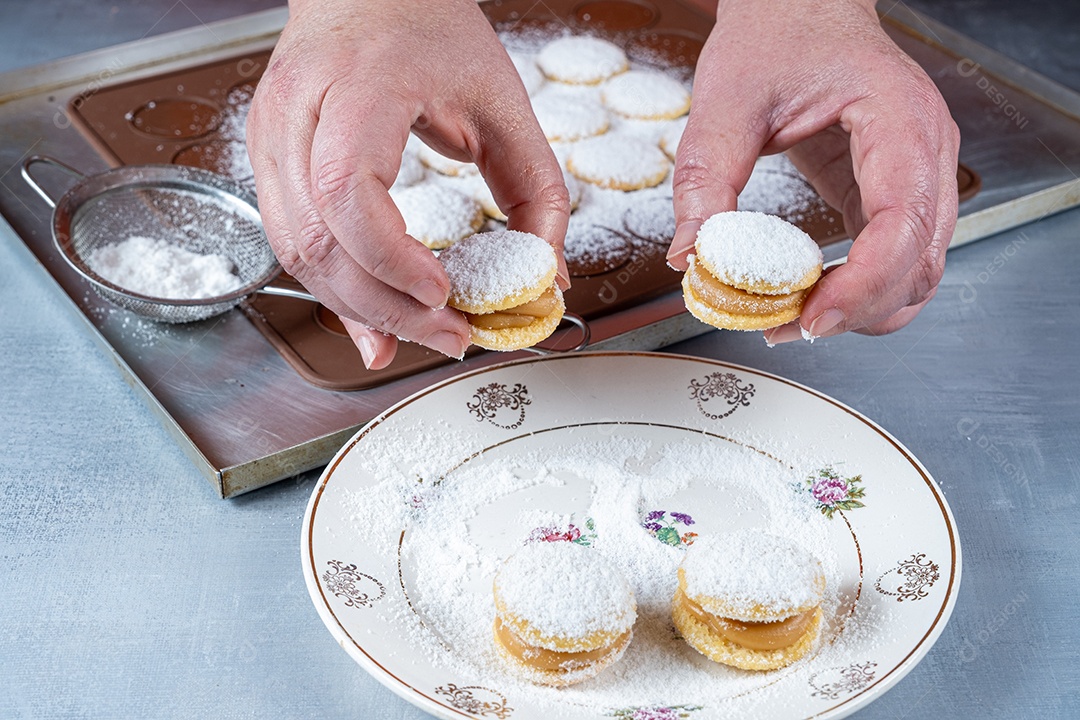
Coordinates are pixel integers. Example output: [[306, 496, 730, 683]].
[[425, 330, 467, 360], [666, 220, 701, 265], [410, 279, 448, 309], [763, 324, 803, 346], [809, 308, 845, 337], [357, 335, 378, 369]]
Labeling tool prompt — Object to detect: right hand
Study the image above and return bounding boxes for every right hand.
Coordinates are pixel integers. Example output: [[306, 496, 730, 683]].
[[247, 0, 570, 369]]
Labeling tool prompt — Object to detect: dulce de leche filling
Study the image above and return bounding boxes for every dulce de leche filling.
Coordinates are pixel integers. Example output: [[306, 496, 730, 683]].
[[688, 260, 806, 317], [675, 588, 815, 651], [465, 287, 558, 330], [494, 615, 628, 672]]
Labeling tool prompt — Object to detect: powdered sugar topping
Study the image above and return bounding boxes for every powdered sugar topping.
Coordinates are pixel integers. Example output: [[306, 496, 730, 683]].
[[568, 134, 670, 189], [602, 70, 691, 120], [695, 211, 823, 291], [440, 230, 556, 309], [495, 541, 636, 639], [537, 36, 628, 85], [391, 183, 481, 249], [681, 530, 824, 620]]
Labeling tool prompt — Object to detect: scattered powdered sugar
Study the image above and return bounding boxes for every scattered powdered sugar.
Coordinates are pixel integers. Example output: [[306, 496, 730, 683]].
[[739, 155, 817, 220], [695, 211, 823, 291], [680, 531, 825, 620], [537, 36, 629, 85], [568, 134, 670, 189], [338, 429, 885, 715], [531, 89, 610, 142], [86, 235, 242, 299], [601, 70, 691, 120], [495, 542, 636, 639], [622, 194, 676, 244], [439, 230, 556, 311]]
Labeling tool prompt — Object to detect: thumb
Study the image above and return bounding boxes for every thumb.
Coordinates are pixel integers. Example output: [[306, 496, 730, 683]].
[[667, 81, 769, 270]]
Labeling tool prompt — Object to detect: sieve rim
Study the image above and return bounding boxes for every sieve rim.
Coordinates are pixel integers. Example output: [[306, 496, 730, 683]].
[[49, 163, 282, 307]]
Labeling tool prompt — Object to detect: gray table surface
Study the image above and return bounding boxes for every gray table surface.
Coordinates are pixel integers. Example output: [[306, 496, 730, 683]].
[[1, 1, 1077, 718]]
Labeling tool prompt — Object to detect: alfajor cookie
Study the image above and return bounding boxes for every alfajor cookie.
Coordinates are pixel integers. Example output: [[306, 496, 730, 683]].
[[567, 134, 670, 191], [392, 183, 484, 250], [439, 230, 564, 351], [493, 541, 636, 686], [601, 70, 691, 121], [455, 168, 583, 223], [537, 36, 628, 85], [672, 530, 825, 671], [682, 211, 823, 331]]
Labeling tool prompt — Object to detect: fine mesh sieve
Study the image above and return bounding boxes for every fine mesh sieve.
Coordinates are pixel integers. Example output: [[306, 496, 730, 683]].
[[21, 156, 313, 323]]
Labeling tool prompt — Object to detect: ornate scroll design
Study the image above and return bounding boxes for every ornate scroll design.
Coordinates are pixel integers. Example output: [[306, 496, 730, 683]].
[[875, 553, 940, 602], [467, 382, 531, 429], [434, 684, 513, 718], [809, 661, 878, 700], [688, 372, 755, 420], [321, 560, 385, 609]]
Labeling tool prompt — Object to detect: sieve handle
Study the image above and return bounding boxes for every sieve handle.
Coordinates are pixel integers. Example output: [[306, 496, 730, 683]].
[[524, 312, 591, 356], [21, 155, 86, 210], [255, 285, 319, 303]]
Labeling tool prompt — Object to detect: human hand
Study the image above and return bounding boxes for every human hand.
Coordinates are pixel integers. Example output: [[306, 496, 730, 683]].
[[247, 0, 570, 369], [667, 0, 960, 342]]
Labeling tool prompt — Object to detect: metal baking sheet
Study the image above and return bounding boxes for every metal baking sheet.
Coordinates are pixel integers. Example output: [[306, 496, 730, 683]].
[[1, 3, 1078, 497]]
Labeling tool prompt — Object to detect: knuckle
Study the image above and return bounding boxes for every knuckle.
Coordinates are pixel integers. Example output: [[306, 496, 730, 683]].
[[368, 300, 412, 337], [294, 211, 337, 268], [672, 155, 714, 196], [538, 179, 572, 217], [310, 156, 357, 217], [368, 243, 411, 283]]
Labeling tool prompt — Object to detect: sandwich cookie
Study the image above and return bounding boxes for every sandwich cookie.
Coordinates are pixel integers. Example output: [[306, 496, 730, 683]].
[[682, 211, 823, 331], [439, 230, 565, 351], [493, 541, 637, 686], [672, 530, 825, 671]]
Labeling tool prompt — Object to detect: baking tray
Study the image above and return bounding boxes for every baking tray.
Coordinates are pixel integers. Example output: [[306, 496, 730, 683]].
[[57, 1, 979, 392], [1, 2, 1078, 496]]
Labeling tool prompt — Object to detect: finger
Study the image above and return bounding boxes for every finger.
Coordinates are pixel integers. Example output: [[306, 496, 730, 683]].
[[464, 42, 572, 288], [854, 287, 937, 336], [799, 94, 950, 337], [270, 119, 472, 357], [341, 317, 399, 370], [309, 83, 453, 309], [668, 41, 771, 270]]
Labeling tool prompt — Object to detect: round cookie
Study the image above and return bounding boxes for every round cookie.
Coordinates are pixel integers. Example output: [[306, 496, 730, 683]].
[[416, 143, 478, 177], [509, 52, 546, 96], [389, 150, 425, 192], [439, 230, 564, 351], [537, 36, 629, 86], [451, 169, 581, 224], [531, 91, 610, 142], [672, 530, 825, 671], [682, 211, 823, 331], [392, 183, 484, 250], [567, 134, 670, 191], [659, 116, 687, 161], [493, 541, 636, 686], [602, 70, 691, 121]]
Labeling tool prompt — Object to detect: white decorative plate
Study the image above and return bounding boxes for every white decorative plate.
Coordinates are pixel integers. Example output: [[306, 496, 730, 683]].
[[302, 352, 960, 720]]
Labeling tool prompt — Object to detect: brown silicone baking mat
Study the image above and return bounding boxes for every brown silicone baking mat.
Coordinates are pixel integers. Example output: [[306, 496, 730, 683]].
[[66, 0, 979, 391]]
